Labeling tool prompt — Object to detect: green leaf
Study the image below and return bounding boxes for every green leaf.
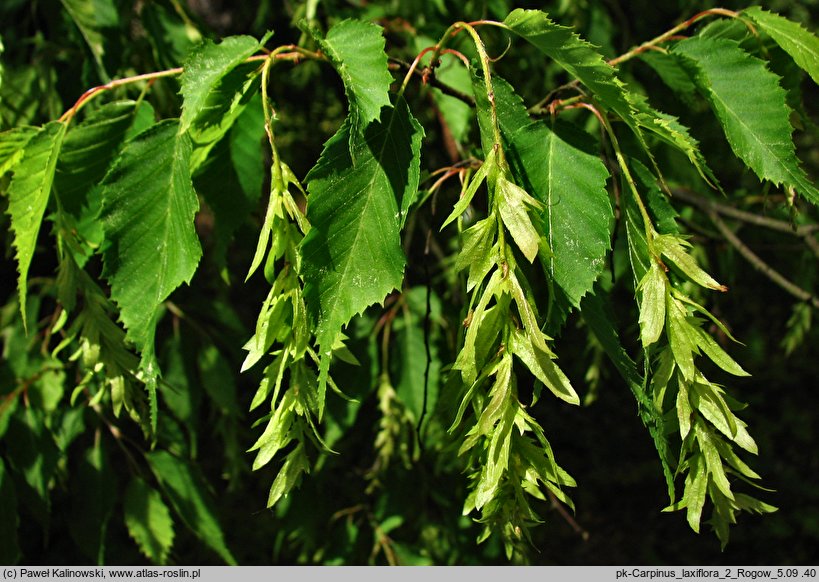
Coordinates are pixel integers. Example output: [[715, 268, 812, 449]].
[[0, 126, 37, 177], [654, 234, 725, 291], [474, 352, 512, 438], [629, 94, 719, 189], [734, 493, 778, 514], [632, 159, 679, 234], [309, 19, 393, 143], [440, 148, 495, 230], [60, 0, 118, 81], [146, 450, 236, 565], [684, 453, 708, 533], [695, 423, 734, 501], [507, 118, 613, 307], [100, 120, 203, 359], [690, 381, 757, 454], [229, 94, 266, 203], [508, 271, 548, 354], [692, 326, 749, 377], [7, 120, 67, 330], [0, 458, 21, 564], [454, 271, 504, 386], [69, 443, 117, 564], [712, 438, 760, 481], [677, 380, 693, 441], [195, 102, 266, 276], [474, 386, 515, 509], [126, 101, 157, 140], [623, 183, 651, 283], [504, 9, 640, 131], [160, 334, 200, 430], [472, 71, 531, 155], [673, 37, 819, 206], [56, 101, 147, 216], [667, 296, 698, 381], [392, 288, 441, 421], [187, 64, 261, 172], [744, 7, 819, 85], [198, 345, 239, 414], [638, 261, 668, 347], [638, 51, 698, 103], [453, 215, 496, 292], [124, 478, 175, 565], [249, 390, 296, 470], [509, 329, 578, 405], [141, 2, 200, 70], [497, 177, 542, 263], [267, 443, 310, 508], [179, 34, 269, 135], [301, 99, 422, 413]]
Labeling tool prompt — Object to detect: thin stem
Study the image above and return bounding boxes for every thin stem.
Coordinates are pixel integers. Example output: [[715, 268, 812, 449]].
[[597, 107, 657, 252], [380, 315, 393, 377], [428, 22, 467, 67], [673, 188, 819, 237], [609, 8, 744, 67], [529, 8, 751, 115], [457, 22, 505, 166], [261, 51, 283, 186], [389, 57, 475, 105], [547, 489, 590, 541], [58, 68, 182, 123], [57, 46, 323, 124], [397, 46, 436, 97], [707, 210, 819, 309]]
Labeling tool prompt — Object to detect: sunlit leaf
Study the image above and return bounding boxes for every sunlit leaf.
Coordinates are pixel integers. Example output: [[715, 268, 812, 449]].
[[0, 126, 37, 177], [638, 261, 668, 347], [180, 33, 270, 134], [124, 477, 175, 565], [267, 443, 310, 508], [674, 37, 819, 206], [744, 7, 819, 85], [7, 121, 67, 329], [301, 99, 422, 415], [308, 19, 393, 144], [100, 120, 202, 360]]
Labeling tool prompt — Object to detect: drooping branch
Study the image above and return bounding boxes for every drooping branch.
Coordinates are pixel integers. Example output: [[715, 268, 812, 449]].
[[705, 208, 819, 309], [673, 188, 819, 260]]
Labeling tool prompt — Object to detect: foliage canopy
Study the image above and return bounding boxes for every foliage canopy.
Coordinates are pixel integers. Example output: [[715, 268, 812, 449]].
[[1, 0, 818, 565]]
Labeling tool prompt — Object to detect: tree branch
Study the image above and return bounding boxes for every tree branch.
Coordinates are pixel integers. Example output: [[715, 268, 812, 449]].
[[672, 188, 819, 260], [705, 210, 819, 309], [389, 57, 476, 106]]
